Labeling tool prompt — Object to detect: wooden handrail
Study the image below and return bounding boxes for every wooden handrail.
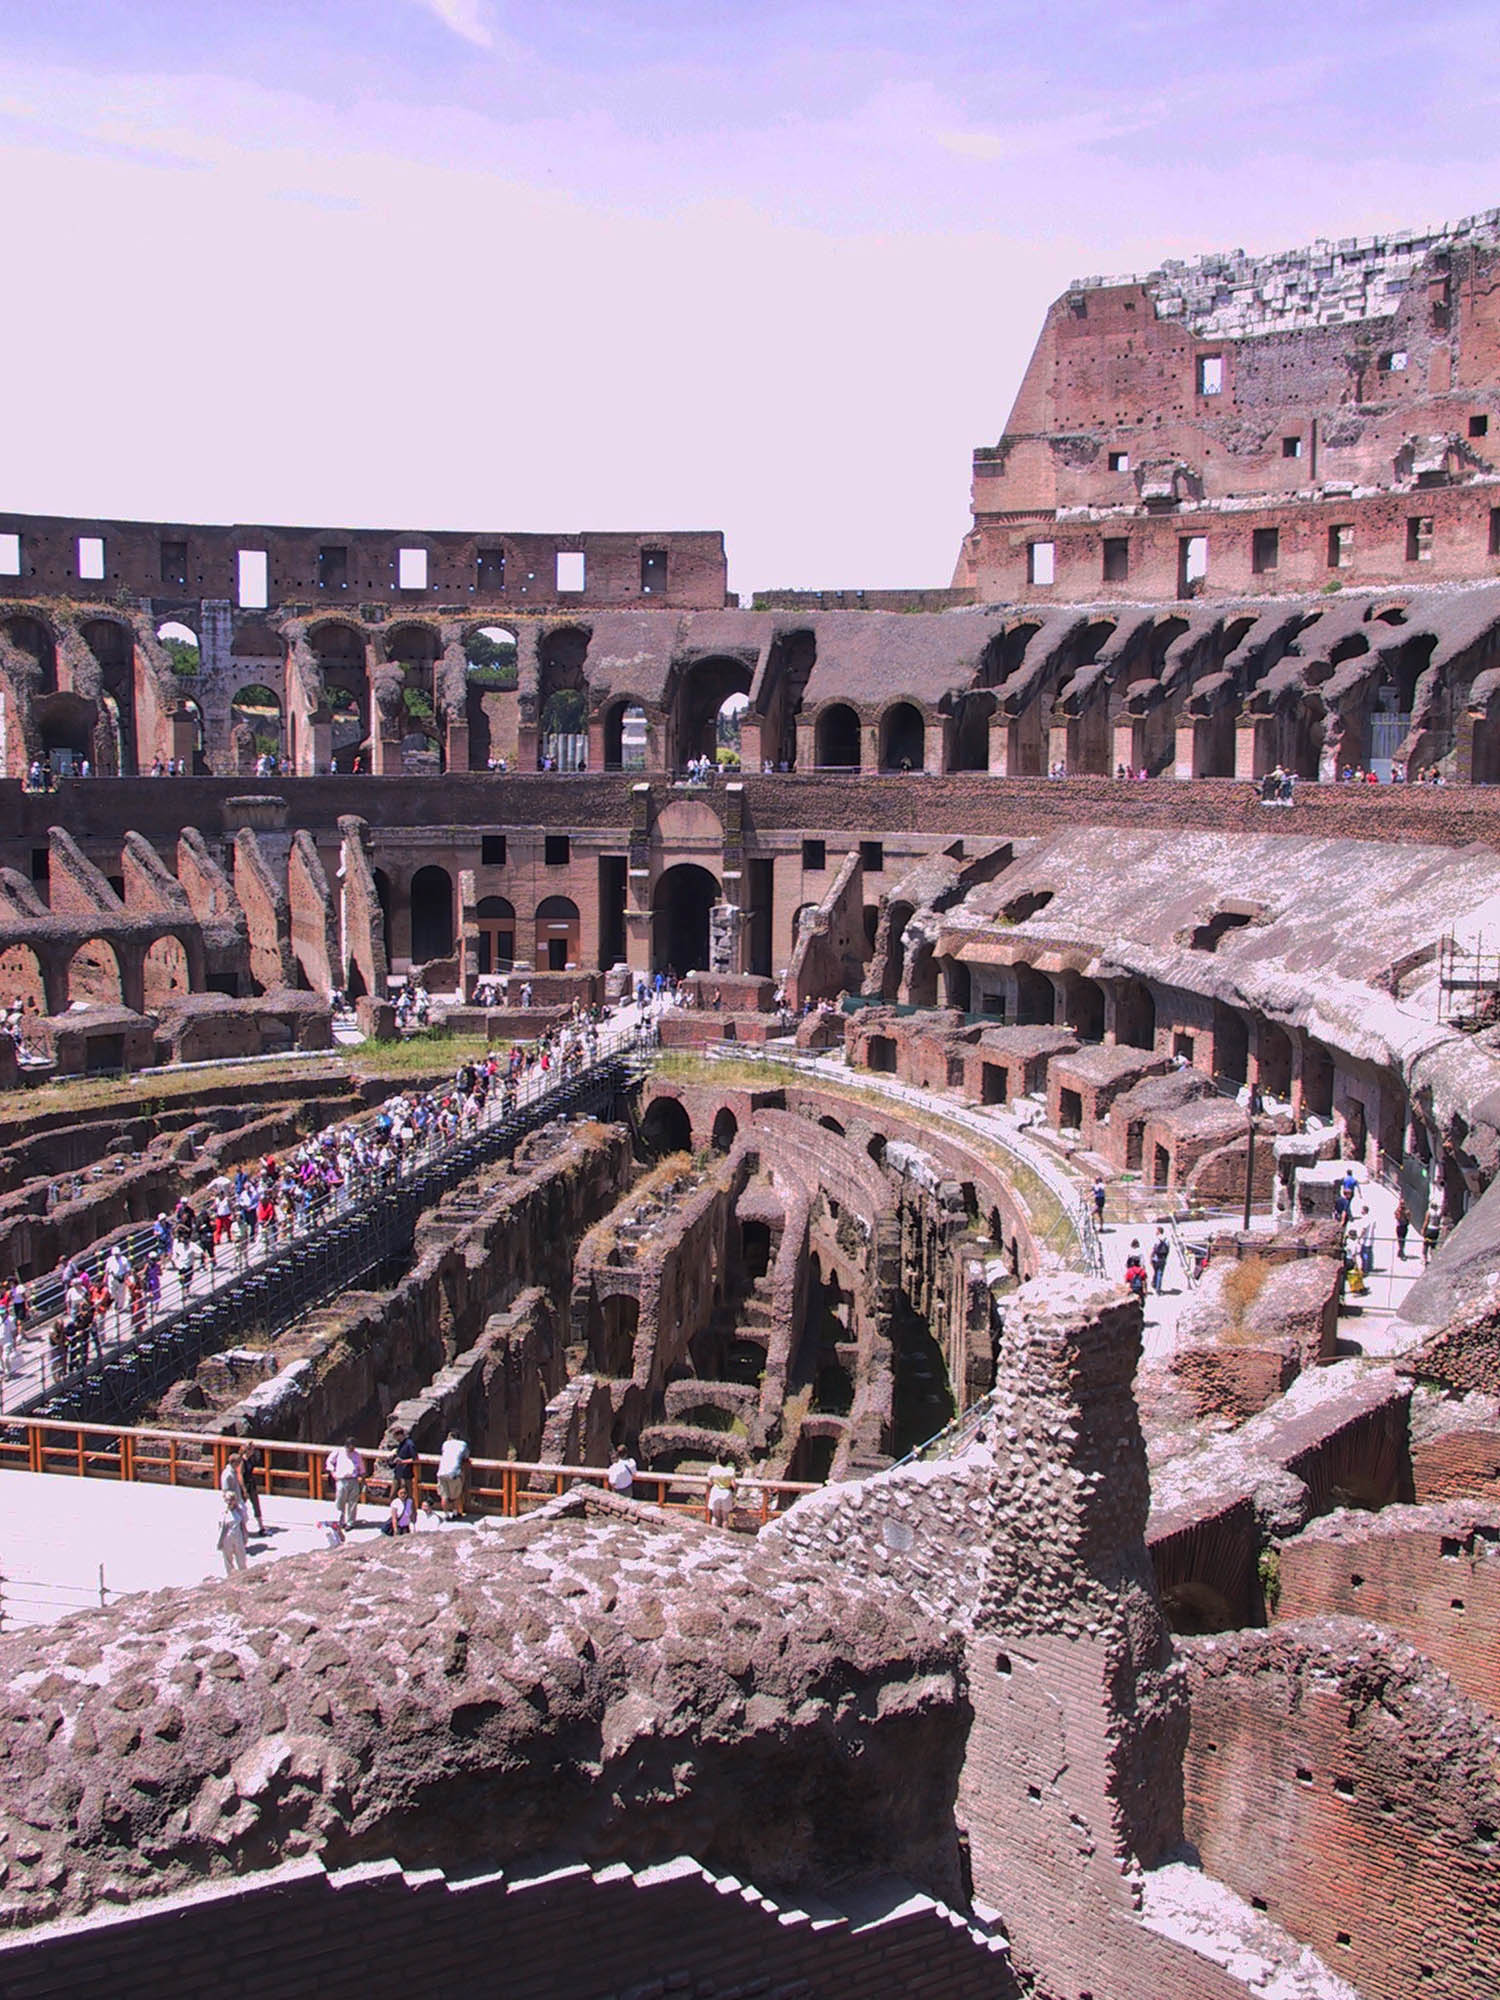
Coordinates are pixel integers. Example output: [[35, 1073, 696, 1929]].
[[0, 1413, 819, 1526]]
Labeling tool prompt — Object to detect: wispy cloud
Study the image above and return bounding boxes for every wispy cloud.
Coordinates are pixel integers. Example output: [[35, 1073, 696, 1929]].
[[412, 0, 493, 49]]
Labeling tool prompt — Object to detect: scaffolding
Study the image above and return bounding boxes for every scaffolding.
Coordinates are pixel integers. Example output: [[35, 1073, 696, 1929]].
[[1437, 935, 1500, 1025]]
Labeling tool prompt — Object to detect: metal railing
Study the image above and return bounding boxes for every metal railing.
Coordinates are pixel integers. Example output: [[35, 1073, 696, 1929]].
[[0, 1415, 817, 1530], [8, 1025, 652, 1424], [0, 1564, 112, 1629]]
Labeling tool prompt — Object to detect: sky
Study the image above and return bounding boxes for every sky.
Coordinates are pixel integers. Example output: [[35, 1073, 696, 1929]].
[[3, 2, 1499, 596]]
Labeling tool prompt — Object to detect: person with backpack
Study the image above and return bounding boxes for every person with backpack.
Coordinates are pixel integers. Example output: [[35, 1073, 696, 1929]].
[[1149, 1228, 1171, 1294], [1123, 1242, 1148, 1301]]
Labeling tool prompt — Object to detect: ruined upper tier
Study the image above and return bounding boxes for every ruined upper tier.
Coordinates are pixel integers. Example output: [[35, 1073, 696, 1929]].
[[957, 207, 1500, 602]]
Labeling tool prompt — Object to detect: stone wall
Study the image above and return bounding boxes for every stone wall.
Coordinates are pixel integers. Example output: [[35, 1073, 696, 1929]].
[[1182, 1619, 1500, 2000], [1273, 1500, 1500, 1716]]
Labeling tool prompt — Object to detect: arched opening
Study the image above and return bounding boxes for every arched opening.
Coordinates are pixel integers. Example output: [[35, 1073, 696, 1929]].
[[231, 684, 283, 770], [312, 623, 369, 773], [538, 626, 590, 771], [603, 700, 649, 772], [714, 690, 748, 773], [1014, 964, 1055, 1027], [3, 616, 57, 695], [387, 624, 443, 772], [651, 864, 719, 975], [67, 937, 123, 1008], [35, 693, 96, 775], [879, 701, 926, 773], [815, 703, 861, 770], [949, 690, 996, 771], [475, 895, 515, 976], [156, 616, 200, 677], [641, 1095, 692, 1158], [1257, 1022, 1294, 1101], [82, 620, 138, 775], [143, 935, 191, 1007], [1066, 976, 1105, 1044], [1213, 1004, 1249, 1087], [0, 943, 46, 1015], [711, 1107, 738, 1154], [371, 870, 394, 965], [879, 901, 914, 1002], [409, 866, 454, 964], [591, 1295, 639, 1377], [1114, 979, 1157, 1051], [534, 894, 580, 971], [672, 656, 752, 772], [1301, 1040, 1335, 1121], [740, 1217, 772, 1279], [464, 626, 517, 772], [177, 698, 208, 774], [943, 957, 972, 1013]]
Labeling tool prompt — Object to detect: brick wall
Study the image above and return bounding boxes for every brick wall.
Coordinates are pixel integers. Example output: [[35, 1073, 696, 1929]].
[[1182, 1619, 1500, 2000], [1274, 1502, 1500, 1715]]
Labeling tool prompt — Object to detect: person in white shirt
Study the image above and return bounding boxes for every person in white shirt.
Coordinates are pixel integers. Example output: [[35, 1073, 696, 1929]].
[[707, 1455, 737, 1528], [436, 1432, 469, 1518], [606, 1447, 637, 1500], [325, 1439, 364, 1528]]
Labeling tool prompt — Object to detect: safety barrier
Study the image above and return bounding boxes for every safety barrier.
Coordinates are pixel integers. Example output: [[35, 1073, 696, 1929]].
[[0, 1414, 818, 1530]]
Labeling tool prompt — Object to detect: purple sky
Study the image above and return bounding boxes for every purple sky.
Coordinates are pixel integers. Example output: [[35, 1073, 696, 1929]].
[[4, 2, 1498, 592]]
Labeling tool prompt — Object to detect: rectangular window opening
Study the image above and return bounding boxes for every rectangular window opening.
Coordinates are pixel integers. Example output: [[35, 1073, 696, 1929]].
[[544, 834, 570, 866], [1252, 527, 1280, 574], [859, 840, 884, 873], [801, 838, 826, 871], [1379, 350, 1408, 373], [1490, 510, 1500, 558], [1328, 523, 1353, 569], [1108, 451, 1130, 473], [1282, 435, 1303, 459], [160, 539, 188, 586], [640, 547, 668, 595], [477, 547, 505, 592], [1027, 541, 1055, 587], [397, 547, 428, 591], [1178, 535, 1208, 594], [556, 550, 586, 594], [0, 532, 19, 577], [77, 536, 105, 581], [1406, 516, 1434, 562], [1102, 537, 1130, 584], [1470, 414, 1489, 439], [481, 834, 507, 866], [237, 550, 269, 610], [1197, 355, 1223, 396], [318, 545, 349, 591]]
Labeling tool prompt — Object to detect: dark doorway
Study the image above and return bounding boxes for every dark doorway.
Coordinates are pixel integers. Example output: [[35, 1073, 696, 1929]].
[[652, 864, 719, 974], [410, 866, 454, 962]]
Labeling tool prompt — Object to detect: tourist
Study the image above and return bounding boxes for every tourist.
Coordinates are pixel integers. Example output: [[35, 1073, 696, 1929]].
[[1092, 1179, 1107, 1230], [218, 1452, 251, 1573], [1123, 1243, 1147, 1301], [606, 1445, 637, 1500], [1149, 1229, 1170, 1294], [707, 1455, 737, 1528], [217, 1498, 249, 1575], [239, 1441, 266, 1534], [381, 1484, 416, 1536], [1421, 1209, 1443, 1265], [1394, 1197, 1411, 1261], [325, 1436, 365, 1529], [436, 1431, 470, 1518], [389, 1427, 417, 1499]]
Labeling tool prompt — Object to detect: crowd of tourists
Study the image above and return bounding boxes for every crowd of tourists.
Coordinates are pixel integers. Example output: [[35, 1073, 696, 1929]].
[[0, 1002, 650, 1396]]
